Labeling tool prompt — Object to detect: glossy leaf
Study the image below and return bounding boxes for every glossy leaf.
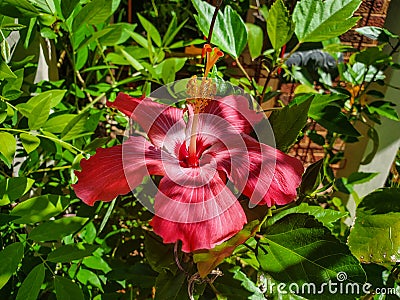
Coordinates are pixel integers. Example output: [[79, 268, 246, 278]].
[[29, 216, 88, 242], [20, 133, 40, 153], [293, 0, 361, 43], [192, 0, 247, 58], [47, 243, 99, 263], [266, 203, 347, 228], [0, 0, 40, 18], [299, 159, 324, 195], [0, 242, 24, 289], [10, 195, 69, 224], [269, 97, 312, 152], [0, 177, 34, 206], [0, 60, 16, 79], [257, 214, 366, 297], [61, 112, 90, 141], [246, 23, 263, 60], [15, 264, 45, 300], [54, 276, 84, 300], [43, 114, 76, 133], [267, 0, 294, 51], [355, 26, 398, 42], [348, 188, 400, 264], [367, 101, 399, 121], [0, 132, 16, 167]]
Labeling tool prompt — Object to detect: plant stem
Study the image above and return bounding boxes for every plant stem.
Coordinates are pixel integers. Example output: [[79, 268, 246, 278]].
[[207, 0, 223, 44], [235, 58, 261, 99]]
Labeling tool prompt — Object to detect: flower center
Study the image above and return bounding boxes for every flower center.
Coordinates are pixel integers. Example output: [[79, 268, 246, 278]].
[[178, 140, 210, 168]]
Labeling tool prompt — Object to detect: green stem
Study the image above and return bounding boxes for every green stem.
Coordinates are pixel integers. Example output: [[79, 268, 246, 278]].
[[79, 92, 106, 114], [235, 58, 260, 99]]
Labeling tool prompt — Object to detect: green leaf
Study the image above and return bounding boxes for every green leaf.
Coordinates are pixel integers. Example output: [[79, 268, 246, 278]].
[[299, 159, 324, 195], [72, 0, 120, 32], [0, 60, 16, 79], [20, 133, 40, 153], [76, 268, 103, 291], [192, 0, 247, 58], [154, 270, 187, 300], [266, 203, 347, 228], [163, 17, 188, 47], [0, 132, 16, 167], [43, 114, 76, 133], [16, 90, 67, 115], [0, 0, 40, 18], [118, 47, 144, 71], [144, 232, 177, 274], [10, 194, 69, 224], [61, 111, 90, 141], [347, 172, 378, 185], [15, 264, 45, 300], [230, 266, 265, 299], [82, 256, 111, 274], [360, 127, 379, 165], [157, 57, 187, 84], [269, 97, 312, 152], [137, 13, 162, 47], [0, 242, 24, 289], [355, 26, 398, 42], [61, 0, 79, 19], [348, 188, 400, 264], [29, 216, 88, 241], [293, 0, 362, 43], [367, 101, 399, 121], [267, 0, 294, 51], [353, 47, 391, 66], [246, 23, 263, 60], [0, 177, 35, 205], [258, 214, 366, 297], [47, 243, 99, 263], [54, 276, 84, 300], [28, 96, 52, 130], [0, 23, 26, 31]]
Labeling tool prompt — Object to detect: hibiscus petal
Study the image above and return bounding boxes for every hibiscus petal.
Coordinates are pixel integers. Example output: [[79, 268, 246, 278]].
[[213, 134, 304, 207], [203, 95, 263, 134], [73, 136, 163, 206], [151, 167, 247, 252], [107, 93, 186, 151]]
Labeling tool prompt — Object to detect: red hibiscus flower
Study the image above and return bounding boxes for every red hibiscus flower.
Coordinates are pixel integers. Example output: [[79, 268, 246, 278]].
[[73, 83, 303, 253]]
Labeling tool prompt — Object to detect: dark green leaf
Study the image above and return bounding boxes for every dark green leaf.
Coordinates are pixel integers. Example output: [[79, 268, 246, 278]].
[[0, 177, 34, 205], [61, 0, 79, 19], [360, 127, 379, 165], [258, 214, 366, 298], [269, 98, 312, 152], [293, 0, 361, 43], [15, 264, 45, 300], [246, 23, 263, 60], [192, 0, 247, 58], [0, 132, 16, 167], [230, 266, 265, 298], [299, 159, 324, 195], [144, 232, 177, 274], [154, 270, 187, 300], [348, 188, 400, 264], [29, 216, 88, 241], [353, 47, 391, 66], [0, 242, 24, 289], [267, 0, 294, 51], [47, 243, 99, 263], [347, 172, 378, 185], [54, 276, 84, 300], [10, 195, 69, 224], [20, 132, 40, 153]]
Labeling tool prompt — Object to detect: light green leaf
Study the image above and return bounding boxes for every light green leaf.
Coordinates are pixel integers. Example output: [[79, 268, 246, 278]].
[[0, 0, 40, 18], [47, 243, 99, 263], [54, 276, 84, 300], [266, 203, 347, 228], [16, 90, 67, 116], [293, 0, 362, 43], [246, 23, 263, 60], [267, 0, 294, 51], [0, 60, 16, 79], [0, 132, 16, 167], [61, 111, 89, 141], [10, 194, 69, 224], [192, 0, 247, 58], [82, 256, 111, 274], [367, 101, 399, 121], [15, 264, 45, 300], [76, 269, 103, 291], [348, 188, 400, 264], [269, 97, 312, 152], [0, 177, 35, 205], [0, 242, 24, 289], [43, 114, 76, 133], [28, 96, 51, 130], [137, 13, 162, 47], [0, 23, 26, 31], [72, 0, 120, 32], [157, 57, 187, 84], [20, 132, 41, 153], [258, 214, 366, 297], [29, 216, 88, 241], [118, 47, 144, 71]]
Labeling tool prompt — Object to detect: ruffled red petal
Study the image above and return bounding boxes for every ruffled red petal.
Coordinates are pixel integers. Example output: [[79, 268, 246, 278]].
[[151, 167, 247, 252], [73, 136, 163, 206], [107, 93, 186, 152]]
